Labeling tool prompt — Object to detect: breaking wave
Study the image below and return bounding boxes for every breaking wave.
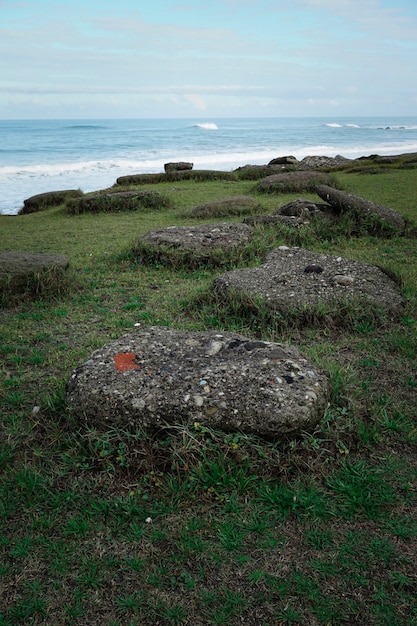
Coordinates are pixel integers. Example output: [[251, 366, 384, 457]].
[[194, 122, 218, 130]]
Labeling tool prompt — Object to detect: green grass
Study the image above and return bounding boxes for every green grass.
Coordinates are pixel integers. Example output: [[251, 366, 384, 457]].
[[1, 169, 417, 624]]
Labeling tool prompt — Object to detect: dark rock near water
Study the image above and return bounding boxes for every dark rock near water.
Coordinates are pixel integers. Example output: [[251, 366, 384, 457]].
[[268, 156, 299, 166], [315, 184, 405, 234], [164, 162, 193, 173], [213, 247, 404, 319], [19, 189, 83, 214], [66, 326, 330, 438]]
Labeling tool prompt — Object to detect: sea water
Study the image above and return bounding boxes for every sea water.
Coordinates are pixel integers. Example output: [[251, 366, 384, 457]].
[[1, 116, 417, 215]]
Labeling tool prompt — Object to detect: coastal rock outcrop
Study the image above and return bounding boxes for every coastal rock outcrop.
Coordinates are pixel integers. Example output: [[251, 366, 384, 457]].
[[300, 155, 351, 169], [164, 161, 193, 172], [66, 326, 330, 438], [19, 189, 83, 214]]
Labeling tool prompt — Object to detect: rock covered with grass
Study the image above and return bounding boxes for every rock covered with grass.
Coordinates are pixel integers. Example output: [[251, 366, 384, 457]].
[[66, 326, 330, 438], [65, 190, 173, 214], [133, 222, 253, 268], [19, 189, 83, 214], [213, 247, 404, 323], [315, 184, 405, 234], [190, 195, 261, 219], [256, 171, 338, 194], [0, 250, 70, 300]]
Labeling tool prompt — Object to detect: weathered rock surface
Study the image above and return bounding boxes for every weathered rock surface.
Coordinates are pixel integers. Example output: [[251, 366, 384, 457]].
[[190, 195, 261, 219], [133, 222, 253, 267], [234, 164, 293, 180], [0, 250, 70, 296], [164, 162, 193, 172], [300, 155, 351, 169], [316, 184, 405, 233], [277, 199, 328, 217], [256, 171, 337, 193], [213, 247, 404, 317], [19, 189, 83, 214], [66, 326, 330, 437]]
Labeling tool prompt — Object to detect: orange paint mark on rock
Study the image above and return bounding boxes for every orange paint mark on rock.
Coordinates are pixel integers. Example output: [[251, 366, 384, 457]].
[[114, 352, 141, 372]]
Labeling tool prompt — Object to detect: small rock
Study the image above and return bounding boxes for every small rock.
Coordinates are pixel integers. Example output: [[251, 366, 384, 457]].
[[304, 264, 324, 274]]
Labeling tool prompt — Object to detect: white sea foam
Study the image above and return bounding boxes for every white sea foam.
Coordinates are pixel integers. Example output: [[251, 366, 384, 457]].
[[1, 116, 417, 214], [194, 122, 218, 130]]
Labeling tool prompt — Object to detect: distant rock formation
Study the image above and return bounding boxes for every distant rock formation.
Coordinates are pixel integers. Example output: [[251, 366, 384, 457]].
[[164, 162, 193, 172]]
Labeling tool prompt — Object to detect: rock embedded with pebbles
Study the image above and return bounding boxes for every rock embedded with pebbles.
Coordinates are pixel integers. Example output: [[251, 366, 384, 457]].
[[213, 247, 404, 318], [66, 326, 330, 438], [133, 222, 253, 267]]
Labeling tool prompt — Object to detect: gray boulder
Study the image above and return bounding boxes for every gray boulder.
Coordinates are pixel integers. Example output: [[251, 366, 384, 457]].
[[315, 184, 405, 234], [66, 326, 330, 438], [277, 199, 327, 217], [300, 155, 351, 169], [256, 171, 336, 194], [213, 247, 404, 318], [164, 162, 193, 172], [0, 250, 70, 297], [133, 222, 253, 268]]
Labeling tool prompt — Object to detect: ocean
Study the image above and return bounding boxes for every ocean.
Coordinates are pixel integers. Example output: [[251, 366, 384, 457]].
[[1, 116, 417, 215]]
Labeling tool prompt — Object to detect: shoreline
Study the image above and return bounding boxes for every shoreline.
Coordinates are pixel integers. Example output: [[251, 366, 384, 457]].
[[1, 149, 416, 217]]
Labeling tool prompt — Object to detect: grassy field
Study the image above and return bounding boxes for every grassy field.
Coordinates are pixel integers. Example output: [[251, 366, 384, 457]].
[[1, 166, 417, 625]]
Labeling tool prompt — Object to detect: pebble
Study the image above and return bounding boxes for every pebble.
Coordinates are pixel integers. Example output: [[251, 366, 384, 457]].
[[333, 274, 354, 286]]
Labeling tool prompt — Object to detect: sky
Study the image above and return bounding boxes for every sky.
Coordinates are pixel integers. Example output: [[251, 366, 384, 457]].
[[1, 0, 417, 119]]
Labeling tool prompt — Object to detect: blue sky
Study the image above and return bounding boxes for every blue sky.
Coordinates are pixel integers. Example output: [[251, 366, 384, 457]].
[[1, 0, 416, 118]]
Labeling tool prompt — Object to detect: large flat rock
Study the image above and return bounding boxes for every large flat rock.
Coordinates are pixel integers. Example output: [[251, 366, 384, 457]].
[[66, 327, 330, 438], [133, 222, 253, 267], [213, 247, 404, 317]]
